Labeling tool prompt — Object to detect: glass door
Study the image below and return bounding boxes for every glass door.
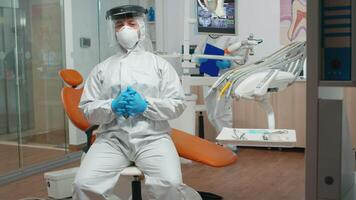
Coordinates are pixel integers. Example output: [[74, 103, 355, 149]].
[[0, 0, 21, 175], [0, 0, 68, 176], [19, 0, 67, 168]]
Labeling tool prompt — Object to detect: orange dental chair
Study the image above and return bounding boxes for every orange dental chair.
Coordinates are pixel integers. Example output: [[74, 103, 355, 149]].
[[59, 69, 237, 200]]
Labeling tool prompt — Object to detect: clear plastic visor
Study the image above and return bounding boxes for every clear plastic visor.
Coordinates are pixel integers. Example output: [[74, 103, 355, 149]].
[[106, 15, 138, 47], [106, 16, 153, 52]]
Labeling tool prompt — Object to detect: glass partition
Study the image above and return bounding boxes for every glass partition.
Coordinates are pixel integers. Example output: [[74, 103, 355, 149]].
[[0, 1, 21, 174], [0, 0, 146, 178], [20, 0, 67, 168], [0, 0, 67, 176]]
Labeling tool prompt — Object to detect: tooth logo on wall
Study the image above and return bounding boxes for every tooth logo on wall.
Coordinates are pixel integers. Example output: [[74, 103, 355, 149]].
[[280, 0, 306, 45]]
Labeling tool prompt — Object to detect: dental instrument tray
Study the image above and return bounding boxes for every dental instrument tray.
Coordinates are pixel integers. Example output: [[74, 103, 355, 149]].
[[216, 128, 297, 148]]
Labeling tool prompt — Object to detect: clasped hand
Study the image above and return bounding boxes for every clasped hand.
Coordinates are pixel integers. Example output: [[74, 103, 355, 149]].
[[111, 86, 148, 117]]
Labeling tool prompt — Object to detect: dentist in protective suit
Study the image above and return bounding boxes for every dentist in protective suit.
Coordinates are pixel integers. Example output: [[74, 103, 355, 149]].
[[72, 5, 202, 200]]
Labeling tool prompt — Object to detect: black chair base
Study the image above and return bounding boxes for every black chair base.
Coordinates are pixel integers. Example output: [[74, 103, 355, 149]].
[[132, 178, 142, 200], [130, 178, 222, 200], [198, 191, 223, 200]]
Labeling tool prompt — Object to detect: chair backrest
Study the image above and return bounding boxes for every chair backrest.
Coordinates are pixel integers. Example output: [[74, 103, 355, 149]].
[[59, 69, 90, 132]]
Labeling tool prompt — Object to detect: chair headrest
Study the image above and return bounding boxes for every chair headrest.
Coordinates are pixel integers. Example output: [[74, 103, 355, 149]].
[[59, 69, 83, 88]]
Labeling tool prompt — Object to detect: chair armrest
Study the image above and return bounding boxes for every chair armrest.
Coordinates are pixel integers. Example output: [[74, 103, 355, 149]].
[[83, 125, 99, 153]]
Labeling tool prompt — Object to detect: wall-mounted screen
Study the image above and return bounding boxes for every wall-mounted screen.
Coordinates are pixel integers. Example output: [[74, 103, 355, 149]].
[[197, 0, 237, 35]]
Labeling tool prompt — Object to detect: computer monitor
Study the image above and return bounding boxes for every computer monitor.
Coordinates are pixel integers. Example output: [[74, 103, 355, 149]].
[[196, 0, 237, 35]]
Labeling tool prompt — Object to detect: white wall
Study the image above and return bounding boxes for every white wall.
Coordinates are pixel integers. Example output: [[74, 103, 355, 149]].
[[162, 1, 184, 54], [64, 0, 101, 145], [64, 0, 100, 145], [71, 0, 100, 78], [238, 0, 281, 62], [64, 0, 130, 145], [162, 0, 281, 62]]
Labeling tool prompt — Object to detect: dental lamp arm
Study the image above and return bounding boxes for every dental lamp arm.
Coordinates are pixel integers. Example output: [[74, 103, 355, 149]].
[[224, 35, 263, 65], [225, 35, 263, 55], [224, 41, 242, 55], [192, 54, 243, 61]]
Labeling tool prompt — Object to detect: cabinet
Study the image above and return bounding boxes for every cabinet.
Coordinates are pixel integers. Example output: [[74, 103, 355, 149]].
[[344, 88, 356, 149], [136, 0, 164, 52]]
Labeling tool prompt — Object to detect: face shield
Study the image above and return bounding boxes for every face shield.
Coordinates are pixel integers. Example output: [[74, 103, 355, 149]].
[[106, 5, 153, 53]]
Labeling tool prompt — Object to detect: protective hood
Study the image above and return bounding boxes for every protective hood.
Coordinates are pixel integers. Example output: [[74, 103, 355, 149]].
[[106, 5, 153, 54]]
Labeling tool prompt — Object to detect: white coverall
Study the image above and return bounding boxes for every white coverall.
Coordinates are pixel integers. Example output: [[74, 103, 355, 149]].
[[194, 35, 238, 133], [73, 18, 202, 200]]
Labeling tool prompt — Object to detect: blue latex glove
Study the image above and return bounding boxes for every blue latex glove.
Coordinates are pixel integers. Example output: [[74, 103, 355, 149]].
[[216, 60, 231, 70], [198, 58, 208, 64], [125, 87, 148, 116], [111, 90, 131, 116]]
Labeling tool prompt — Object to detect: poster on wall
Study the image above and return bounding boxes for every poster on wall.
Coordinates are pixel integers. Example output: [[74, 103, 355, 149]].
[[280, 0, 306, 45]]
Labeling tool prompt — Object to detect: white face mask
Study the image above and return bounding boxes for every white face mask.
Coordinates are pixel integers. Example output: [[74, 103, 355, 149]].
[[116, 26, 139, 50]]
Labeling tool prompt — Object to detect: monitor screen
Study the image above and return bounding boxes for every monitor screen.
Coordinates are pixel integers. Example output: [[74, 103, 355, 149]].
[[197, 0, 236, 34]]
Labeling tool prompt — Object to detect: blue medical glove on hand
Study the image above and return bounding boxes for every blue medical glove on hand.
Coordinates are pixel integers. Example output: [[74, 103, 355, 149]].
[[111, 91, 130, 116], [125, 88, 148, 116], [216, 60, 231, 70], [123, 86, 137, 96]]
